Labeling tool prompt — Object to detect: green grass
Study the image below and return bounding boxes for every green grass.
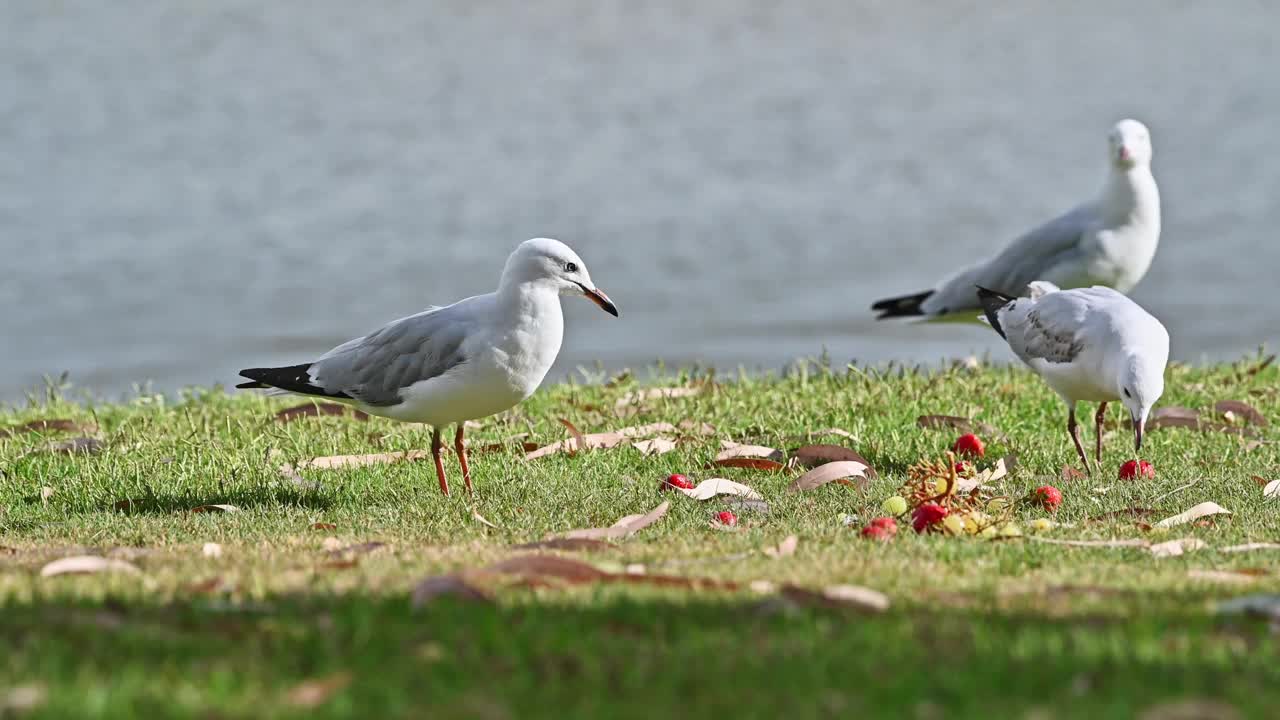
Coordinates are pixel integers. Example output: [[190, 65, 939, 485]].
[[2, 357, 1279, 719]]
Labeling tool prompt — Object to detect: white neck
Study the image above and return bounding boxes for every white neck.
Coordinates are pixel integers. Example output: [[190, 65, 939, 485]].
[[1098, 165, 1160, 230]]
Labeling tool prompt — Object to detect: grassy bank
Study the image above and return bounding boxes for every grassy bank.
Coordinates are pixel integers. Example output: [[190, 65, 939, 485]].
[[2, 358, 1279, 718]]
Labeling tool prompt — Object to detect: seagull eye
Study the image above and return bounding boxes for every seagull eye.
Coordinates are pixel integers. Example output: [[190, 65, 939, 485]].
[[564, 261, 578, 273]]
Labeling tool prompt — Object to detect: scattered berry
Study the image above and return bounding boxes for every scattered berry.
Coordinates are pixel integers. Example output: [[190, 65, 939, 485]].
[[954, 461, 971, 476], [715, 510, 738, 527], [912, 503, 949, 533], [881, 495, 909, 516], [941, 514, 967, 536], [951, 433, 986, 458], [1030, 518, 1058, 532], [663, 473, 696, 490], [1118, 460, 1156, 480], [860, 517, 898, 540], [1033, 485, 1063, 512]]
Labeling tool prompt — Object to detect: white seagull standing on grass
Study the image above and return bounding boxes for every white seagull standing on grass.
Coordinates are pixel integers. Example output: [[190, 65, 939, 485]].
[[238, 238, 619, 496], [977, 282, 1169, 475], [873, 119, 1160, 320]]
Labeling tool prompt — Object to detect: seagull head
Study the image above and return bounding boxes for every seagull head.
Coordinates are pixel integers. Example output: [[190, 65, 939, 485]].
[[502, 238, 618, 316], [1118, 353, 1166, 453], [1108, 119, 1153, 170]]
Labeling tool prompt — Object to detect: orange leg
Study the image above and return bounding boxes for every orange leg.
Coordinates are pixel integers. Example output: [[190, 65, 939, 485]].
[[455, 425, 472, 496], [432, 427, 449, 496]]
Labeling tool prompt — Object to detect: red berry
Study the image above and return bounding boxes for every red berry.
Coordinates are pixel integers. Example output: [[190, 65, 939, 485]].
[[663, 473, 696, 490], [1033, 485, 1063, 512], [912, 503, 949, 533], [1118, 460, 1156, 480], [951, 433, 986, 458], [716, 510, 738, 527], [954, 461, 970, 475], [861, 518, 897, 540]]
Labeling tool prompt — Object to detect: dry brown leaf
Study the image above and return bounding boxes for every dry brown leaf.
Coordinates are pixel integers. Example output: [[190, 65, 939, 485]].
[[614, 387, 702, 408], [779, 584, 889, 612], [763, 535, 799, 559], [1150, 538, 1207, 558], [1263, 479, 1280, 499], [673, 478, 762, 501], [311, 522, 338, 531], [274, 403, 369, 423], [524, 423, 677, 460], [40, 555, 141, 577], [0, 419, 97, 438], [1222, 542, 1280, 553], [632, 437, 678, 456], [712, 457, 787, 471], [715, 442, 783, 462], [292, 450, 431, 472], [191, 504, 240, 513], [285, 673, 352, 709], [558, 418, 586, 456], [485, 554, 609, 583], [787, 461, 870, 492], [1214, 400, 1268, 427], [1153, 502, 1232, 528], [957, 457, 1009, 492], [560, 501, 669, 540], [512, 538, 619, 552], [410, 574, 493, 606], [792, 444, 877, 475]]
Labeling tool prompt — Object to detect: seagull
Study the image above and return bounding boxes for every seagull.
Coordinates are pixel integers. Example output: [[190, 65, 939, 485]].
[[977, 282, 1168, 474], [237, 238, 618, 496], [873, 119, 1160, 320]]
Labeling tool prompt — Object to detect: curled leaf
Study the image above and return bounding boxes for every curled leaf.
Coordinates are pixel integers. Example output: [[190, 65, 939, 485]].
[[274, 403, 369, 423], [1214, 400, 1267, 427], [1153, 502, 1232, 528], [40, 555, 141, 577], [715, 443, 783, 462], [1263, 480, 1280, 500], [411, 574, 493, 606], [673, 478, 763, 501], [558, 418, 586, 456], [632, 437, 677, 456], [561, 501, 669, 540], [788, 461, 869, 493], [792, 445, 877, 475]]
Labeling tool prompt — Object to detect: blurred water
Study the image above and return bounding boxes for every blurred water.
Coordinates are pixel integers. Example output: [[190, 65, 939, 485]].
[[2, 0, 1278, 402]]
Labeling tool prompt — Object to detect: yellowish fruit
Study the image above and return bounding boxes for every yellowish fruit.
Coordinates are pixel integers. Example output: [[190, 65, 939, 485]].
[[881, 496, 909, 516], [1030, 518, 1057, 532], [985, 498, 1009, 515], [942, 514, 966, 536], [998, 522, 1023, 538]]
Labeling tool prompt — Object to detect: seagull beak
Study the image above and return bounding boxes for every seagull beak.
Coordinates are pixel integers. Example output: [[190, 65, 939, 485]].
[[1134, 417, 1144, 452], [582, 286, 619, 317]]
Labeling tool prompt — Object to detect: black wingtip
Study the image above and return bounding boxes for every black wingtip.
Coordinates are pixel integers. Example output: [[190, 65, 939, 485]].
[[236, 363, 352, 400], [870, 290, 934, 320], [975, 286, 1016, 339]]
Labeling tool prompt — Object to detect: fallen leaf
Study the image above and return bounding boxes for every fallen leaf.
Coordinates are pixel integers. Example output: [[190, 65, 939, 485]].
[[558, 418, 586, 456], [788, 461, 870, 492], [524, 423, 677, 460], [311, 522, 338, 531], [560, 502, 670, 540], [792, 445, 877, 475], [202, 543, 223, 558], [1214, 400, 1267, 427], [44, 437, 104, 455], [715, 443, 783, 462], [292, 450, 431, 471], [410, 574, 493, 606], [485, 554, 608, 583], [1153, 502, 1232, 528], [712, 457, 786, 471], [672, 478, 762, 501], [285, 673, 352, 709], [632, 437, 677, 456], [763, 535, 798, 558], [1222, 543, 1280, 553], [1150, 538, 1207, 558], [191, 504, 241, 513], [512, 538, 619, 552], [472, 511, 499, 529], [957, 457, 1008, 492], [677, 420, 717, 436], [779, 584, 889, 613], [614, 387, 702, 408], [274, 403, 369, 423], [0, 419, 96, 438], [1263, 480, 1280, 499], [40, 555, 141, 577], [1061, 465, 1087, 481]]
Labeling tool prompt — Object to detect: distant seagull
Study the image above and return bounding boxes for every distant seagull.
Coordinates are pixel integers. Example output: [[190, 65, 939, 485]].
[[238, 238, 618, 496], [977, 282, 1168, 474], [873, 119, 1160, 320]]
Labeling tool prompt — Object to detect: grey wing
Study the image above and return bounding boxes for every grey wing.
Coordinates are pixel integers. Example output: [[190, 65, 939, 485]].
[[1004, 292, 1092, 365], [308, 305, 475, 406], [927, 206, 1097, 314]]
